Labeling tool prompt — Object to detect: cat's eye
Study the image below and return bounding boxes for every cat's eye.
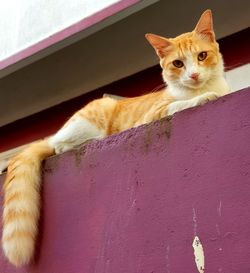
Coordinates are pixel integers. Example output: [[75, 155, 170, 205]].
[[198, 51, 207, 61], [173, 60, 184, 68]]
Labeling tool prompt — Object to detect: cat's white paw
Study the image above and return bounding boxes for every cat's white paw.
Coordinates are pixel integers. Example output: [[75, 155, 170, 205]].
[[54, 142, 75, 154], [197, 92, 219, 105], [167, 102, 182, 116], [167, 92, 220, 116]]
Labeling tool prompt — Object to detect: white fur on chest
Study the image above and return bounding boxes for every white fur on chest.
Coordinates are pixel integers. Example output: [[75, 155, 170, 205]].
[[168, 76, 230, 101], [166, 76, 230, 116]]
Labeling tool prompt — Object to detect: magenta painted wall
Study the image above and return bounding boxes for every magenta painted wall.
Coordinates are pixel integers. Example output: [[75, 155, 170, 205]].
[[1, 87, 250, 272]]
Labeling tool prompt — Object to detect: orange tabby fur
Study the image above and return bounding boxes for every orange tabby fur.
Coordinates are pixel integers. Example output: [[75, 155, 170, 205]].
[[2, 10, 230, 266]]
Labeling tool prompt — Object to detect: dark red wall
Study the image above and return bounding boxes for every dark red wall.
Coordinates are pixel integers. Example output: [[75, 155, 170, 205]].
[[0, 28, 249, 152], [0, 88, 250, 272]]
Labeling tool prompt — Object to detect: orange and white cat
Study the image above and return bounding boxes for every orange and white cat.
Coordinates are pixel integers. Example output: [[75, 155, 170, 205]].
[[2, 10, 229, 267]]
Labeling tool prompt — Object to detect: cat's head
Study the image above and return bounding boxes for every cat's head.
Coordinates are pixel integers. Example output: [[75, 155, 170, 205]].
[[146, 10, 224, 91]]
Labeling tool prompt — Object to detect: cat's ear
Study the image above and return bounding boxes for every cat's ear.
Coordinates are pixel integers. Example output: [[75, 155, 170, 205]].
[[194, 9, 215, 41], [145, 33, 172, 58]]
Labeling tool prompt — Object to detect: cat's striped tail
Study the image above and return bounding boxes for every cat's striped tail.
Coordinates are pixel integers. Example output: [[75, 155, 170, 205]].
[[2, 140, 55, 267]]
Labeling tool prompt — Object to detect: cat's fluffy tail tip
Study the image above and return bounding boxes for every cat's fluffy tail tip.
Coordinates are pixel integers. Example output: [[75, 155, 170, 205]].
[[2, 238, 34, 267]]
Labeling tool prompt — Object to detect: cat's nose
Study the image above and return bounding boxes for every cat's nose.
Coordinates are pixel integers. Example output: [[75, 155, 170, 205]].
[[189, 72, 200, 81]]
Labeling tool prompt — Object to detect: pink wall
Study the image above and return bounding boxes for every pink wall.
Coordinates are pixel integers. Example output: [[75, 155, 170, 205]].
[[1, 87, 250, 272]]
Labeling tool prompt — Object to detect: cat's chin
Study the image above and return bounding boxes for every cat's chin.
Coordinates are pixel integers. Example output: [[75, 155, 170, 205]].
[[182, 80, 206, 90]]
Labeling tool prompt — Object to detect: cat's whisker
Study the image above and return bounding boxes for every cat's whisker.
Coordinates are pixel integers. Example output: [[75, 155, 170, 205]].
[[151, 83, 167, 92]]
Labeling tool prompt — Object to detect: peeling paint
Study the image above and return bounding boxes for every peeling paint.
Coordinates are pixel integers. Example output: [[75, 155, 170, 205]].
[[193, 236, 205, 273]]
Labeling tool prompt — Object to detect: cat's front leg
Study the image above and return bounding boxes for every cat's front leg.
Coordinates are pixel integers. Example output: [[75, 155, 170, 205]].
[[49, 117, 104, 154], [167, 92, 219, 116]]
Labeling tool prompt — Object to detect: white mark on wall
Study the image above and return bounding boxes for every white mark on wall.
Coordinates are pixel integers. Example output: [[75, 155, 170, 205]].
[[165, 245, 170, 273], [123, 198, 137, 228], [216, 200, 223, 272], [192, 208, 198, 236], [215, 224, 221, 236], [94, 177, 122, 273], [217, 200, 222, 217], [209, 201, 222, 241], [105, 259, 110, 272], [192, 236, 205, 273]]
